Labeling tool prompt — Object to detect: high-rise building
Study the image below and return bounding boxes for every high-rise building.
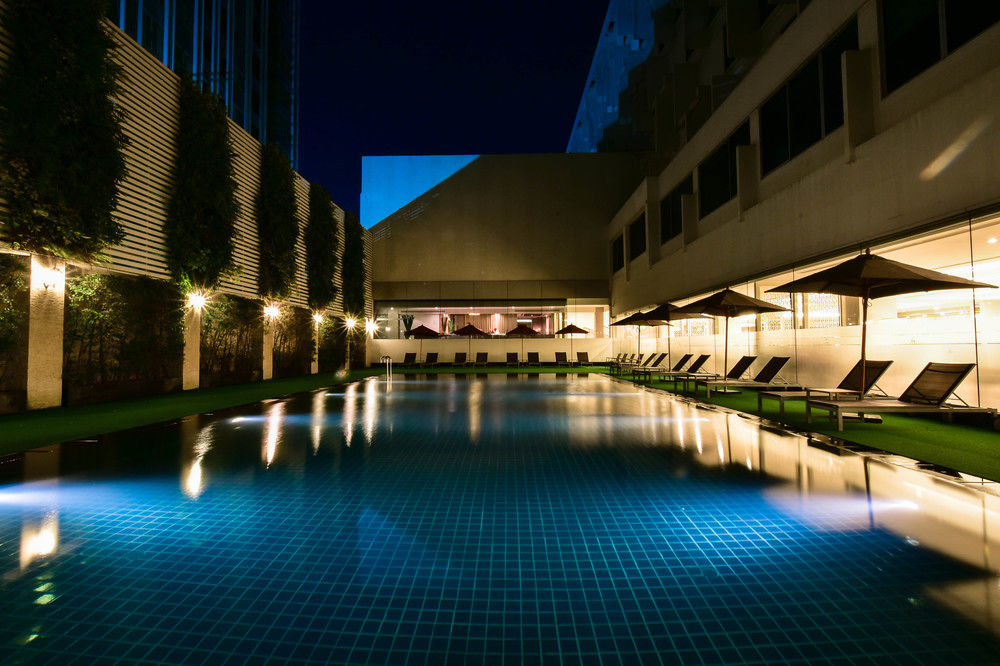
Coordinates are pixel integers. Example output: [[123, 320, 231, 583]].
[[107, 0, 300, 168]]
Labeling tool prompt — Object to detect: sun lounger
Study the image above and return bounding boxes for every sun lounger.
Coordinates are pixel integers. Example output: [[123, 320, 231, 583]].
[[555, 351, 568, 365], [527, 352, 540, 366], [401, 352, 417, 367], [806, 362, 994, 430], [474, 352, 488, 367], [654, 353, 707, 380], [453, 352, 467, 367], [576, 352, 590, 366], [633, 353, 670, 381], [698, 356, 797, 396], [676, 355, 755, 393], [757, 359, 893, 419], [619, 353, 657, 376], [419, 352, 439, 368], [506, 352, 519, 367]]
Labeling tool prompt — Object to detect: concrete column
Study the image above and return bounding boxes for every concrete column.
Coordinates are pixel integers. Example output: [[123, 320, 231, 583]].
[[26, 254, 65, 410], [311, 323, 320, 374], [262, 321, 275, 381], [843, 49, 876, 161], [182, 307, 201, 390], [681, 192, 699, 245], [645, 176, 661, 266], [593, 307, 605, 338], [736, 144, 760, 216]]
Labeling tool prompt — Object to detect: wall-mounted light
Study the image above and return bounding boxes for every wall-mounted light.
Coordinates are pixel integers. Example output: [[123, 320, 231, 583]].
[[264, 304, 281, 320], [364, 319, 377, 335], [186, 292, 207, 312], [312, 313, 323, 324], [345, 317, 357, 330]]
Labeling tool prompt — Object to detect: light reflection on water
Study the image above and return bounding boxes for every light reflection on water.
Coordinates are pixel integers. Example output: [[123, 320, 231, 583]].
[[1, 373, 1000, 660]]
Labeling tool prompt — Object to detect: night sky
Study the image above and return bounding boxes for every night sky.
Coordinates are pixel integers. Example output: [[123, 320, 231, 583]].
[[297, 1, 610, 215]]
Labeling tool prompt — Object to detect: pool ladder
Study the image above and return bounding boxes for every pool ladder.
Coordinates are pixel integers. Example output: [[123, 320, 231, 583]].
[[380, 355, 393, 381]]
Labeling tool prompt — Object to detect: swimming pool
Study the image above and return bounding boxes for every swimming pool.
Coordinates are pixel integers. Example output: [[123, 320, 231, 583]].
[[1, 373, 999, 664]]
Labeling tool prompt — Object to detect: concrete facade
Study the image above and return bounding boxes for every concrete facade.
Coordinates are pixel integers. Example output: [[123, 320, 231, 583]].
[[370, 153, 644, 304], [25, 255, 65, 409]]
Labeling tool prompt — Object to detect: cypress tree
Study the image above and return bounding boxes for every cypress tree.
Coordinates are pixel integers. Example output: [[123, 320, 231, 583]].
[[255, 144, 298, 299], [305, 183, 338, 310], [165, 74, 238, 291], [341, 211, 367, 316], [0, 0, 128, 260]]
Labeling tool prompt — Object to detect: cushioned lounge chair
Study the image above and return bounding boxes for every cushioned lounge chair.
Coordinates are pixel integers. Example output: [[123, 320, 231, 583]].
[[576, 351, 590, 366], [474, 352, 488, 367], [619, 353, 656, 376], [526, 352, 540, 366], [555, 351, 568, 365], [453, 352, 467, 367], [697, 356, 797, 396], [506, 352, 519, 367], [654, 353, 706, 379], [757, 359, 893, 419], [648, 353, 693, 378], [419, 352, 439, 368], [401, 352, 417, 367], [806, 362, 995, 430]]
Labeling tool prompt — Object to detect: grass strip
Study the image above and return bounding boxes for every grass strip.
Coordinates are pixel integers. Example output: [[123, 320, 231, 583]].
[[0, 368, 382, 455]]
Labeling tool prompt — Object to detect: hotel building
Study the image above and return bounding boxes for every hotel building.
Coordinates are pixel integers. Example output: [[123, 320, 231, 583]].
[[369, 0, 1000, 406]]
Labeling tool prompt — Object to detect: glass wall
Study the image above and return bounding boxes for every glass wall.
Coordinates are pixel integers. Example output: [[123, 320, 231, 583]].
[[630, 212, 1000, 405]]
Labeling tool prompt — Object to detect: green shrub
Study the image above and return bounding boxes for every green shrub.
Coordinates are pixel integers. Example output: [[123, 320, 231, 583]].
[[63, 272, 184, 405], [200, 294, 263, 388], [0, 0, 128, 260], [305, 183, 338, 309], [256, 144, 298, 299], [273, 306, 312, 378], [166, 74, 238, 292], [0, 255, 28, 412], [318, 317, 347, 372]]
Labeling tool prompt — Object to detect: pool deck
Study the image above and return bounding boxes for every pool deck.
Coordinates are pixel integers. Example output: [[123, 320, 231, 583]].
[[3, 363, 1000, 483]]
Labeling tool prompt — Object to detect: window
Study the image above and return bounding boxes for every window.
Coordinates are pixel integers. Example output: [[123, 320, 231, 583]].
[[698, 122, 750, 218], [611, 235, 625, 273], [628, 213, 647, 260], [760, 19, 858, 175], [660, 175, 693, 244], [882, 0, 1000, 94]]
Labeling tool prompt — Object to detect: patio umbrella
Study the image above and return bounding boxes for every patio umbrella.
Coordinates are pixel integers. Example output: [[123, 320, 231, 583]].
[[642, 303, 710, 370], [767, 249, 996, 393], [610, 310, 668, 356], [454, 323, 488, 356], [674, 289, 788, 392], [506, 323, 538, 360], [404, 324, 440, 358], [555, 323, 589, 359]]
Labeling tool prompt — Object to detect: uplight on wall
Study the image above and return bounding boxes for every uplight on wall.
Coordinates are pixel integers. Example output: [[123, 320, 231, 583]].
[[186, 291, 207, 312], [30, 258, 65, 293], [313, 313, 323, 325], [264, 304, 281, 320], [364, 319, 377, 336], [345, 317, 357, 330]]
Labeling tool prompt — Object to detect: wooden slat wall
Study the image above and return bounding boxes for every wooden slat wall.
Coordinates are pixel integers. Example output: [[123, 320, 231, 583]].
[[0, 6, 366, 317]]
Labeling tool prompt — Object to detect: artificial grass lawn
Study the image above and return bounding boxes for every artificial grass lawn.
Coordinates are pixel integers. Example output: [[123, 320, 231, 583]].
[[630, 375, 1000, 482], [394, 365, 607, 374], [0, 368, 382, 456]]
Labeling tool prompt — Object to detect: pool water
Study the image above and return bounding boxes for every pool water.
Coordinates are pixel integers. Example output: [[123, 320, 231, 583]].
[[0, 373, 998, 664]]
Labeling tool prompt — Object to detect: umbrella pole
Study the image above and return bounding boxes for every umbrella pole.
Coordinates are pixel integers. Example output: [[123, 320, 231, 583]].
[[667, 322, 672, 371], [637, 325, 641, 357], [723, 316, 730, 391], [860, 291, 869, 395]]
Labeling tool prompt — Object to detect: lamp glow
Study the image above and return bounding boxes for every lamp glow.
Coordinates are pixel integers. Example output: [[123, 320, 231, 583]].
[[313, 313, 323, 324], [187, 292, 207, 311], [345, 317, 357, 330], [264, 304, 281, 320], [364, 319, 377, 335]]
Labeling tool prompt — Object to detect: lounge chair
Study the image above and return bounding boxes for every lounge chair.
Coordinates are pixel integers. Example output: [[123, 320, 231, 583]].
[[618, 353, 655, 376], [633, 353, 669, 381], [650, 353, 693, 378], [401, 352, 417, 367], [419, 352, 439, 368], [697, 356, 797, 397], [653, 354, 709, 388], [506, 352, 519, 367], [526, 352, 540, 366], [676, 355, 756, 393], [757, 359, 893, 419], [614, 353, 645, 376], [576, 351, 590, 366], [474, 352, 488, 367], [806, 362, 994, 430], [555, 351, 568, 366], [453, 352, 467, 367], [609, 353, 635, 374]]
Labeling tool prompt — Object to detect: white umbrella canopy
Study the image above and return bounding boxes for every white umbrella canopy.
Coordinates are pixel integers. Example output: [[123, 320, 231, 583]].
[[767, 249, 996, 393]]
